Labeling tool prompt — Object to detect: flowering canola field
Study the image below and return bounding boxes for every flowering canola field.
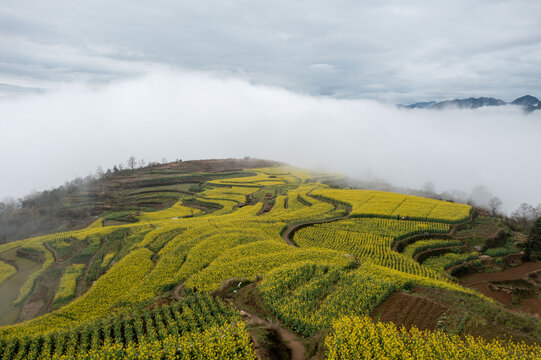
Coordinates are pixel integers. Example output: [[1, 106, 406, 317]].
[[1, 165, 538, 358]]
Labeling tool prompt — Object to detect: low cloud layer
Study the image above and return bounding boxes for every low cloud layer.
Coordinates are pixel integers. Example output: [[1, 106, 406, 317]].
[[0, 69, 539, 212]]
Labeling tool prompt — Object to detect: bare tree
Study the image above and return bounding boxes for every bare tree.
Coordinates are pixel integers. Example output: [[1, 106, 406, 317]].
[[161, 157, 167, 164], [536, 204, 541, 218], [127, 156, 137, 170], [488, 196, 503, 216], [0, 197, 20, 216], [511, 203, 536, 230], [139, 159, 146, 168], [95, 166, 104, 179]]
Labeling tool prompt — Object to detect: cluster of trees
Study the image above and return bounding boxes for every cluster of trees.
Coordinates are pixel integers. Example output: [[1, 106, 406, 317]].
[[0, 198, 20, 217], [458, 185, 540, 231], [106, 156, 170, 175], [0, 175, 100, 244], [526, 217, 541, 260], [0, 156, 175, 244], [510, 203, 541, 231]]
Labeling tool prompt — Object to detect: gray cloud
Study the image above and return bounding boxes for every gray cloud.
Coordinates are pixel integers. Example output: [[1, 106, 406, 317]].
[[0, 69, 539, 213], [1, 1, 540, 102]]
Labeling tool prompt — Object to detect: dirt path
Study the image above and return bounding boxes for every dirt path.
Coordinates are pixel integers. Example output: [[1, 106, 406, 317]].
[[43, 242, 58, 263], [392, 233, 453, 252], [173, 283, 184, 300], [215, 281, 308, 360], [459, 262, 541, 286], [244, 311, 306, 360], [413, 246, 462, 263], [282, 213, 351, 246], [282, 195, 351, 246]]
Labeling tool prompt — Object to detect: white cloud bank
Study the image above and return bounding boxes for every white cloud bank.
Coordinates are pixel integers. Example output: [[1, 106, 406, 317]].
[[0, 68, 539, 212]]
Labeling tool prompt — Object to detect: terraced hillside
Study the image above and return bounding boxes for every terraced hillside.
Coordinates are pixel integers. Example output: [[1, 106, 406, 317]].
[[0, 162, 540, 359]]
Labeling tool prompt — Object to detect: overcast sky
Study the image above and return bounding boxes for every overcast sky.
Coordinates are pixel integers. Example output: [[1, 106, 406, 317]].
[[0, 1, 540, 213], [1, 0, 541, 103]]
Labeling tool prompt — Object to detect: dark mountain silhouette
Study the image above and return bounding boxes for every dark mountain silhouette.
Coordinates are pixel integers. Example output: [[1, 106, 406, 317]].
[[511, 95, 541, 112], [400, 101, 436, 109], [401, 95, 540, 112], [430, 97, 506, 109]]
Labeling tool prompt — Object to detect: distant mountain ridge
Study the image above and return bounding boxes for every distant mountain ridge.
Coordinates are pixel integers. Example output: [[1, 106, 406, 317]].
[[400, 95, 541, 112]]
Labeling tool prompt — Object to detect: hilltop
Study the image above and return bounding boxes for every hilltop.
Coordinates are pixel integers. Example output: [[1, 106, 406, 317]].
[[0, 159, 540, 359], [0, 158, 281, 244]]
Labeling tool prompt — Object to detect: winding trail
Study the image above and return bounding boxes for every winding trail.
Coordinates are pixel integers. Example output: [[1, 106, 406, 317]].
[[243, 310, 306, 360], [43, 242, 58, 262], [281, 195, 351, 246], [413, 245, 463, 263], [282, 212, 351, 246], [173, 283, 184, 300], [214, 281, 308, 360]]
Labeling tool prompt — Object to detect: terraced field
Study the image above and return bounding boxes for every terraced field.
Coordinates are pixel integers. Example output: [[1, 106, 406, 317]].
[[0, 163, 539, 359]]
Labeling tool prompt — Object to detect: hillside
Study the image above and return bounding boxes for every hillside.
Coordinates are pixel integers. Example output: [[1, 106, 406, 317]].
[[0, 160, 540, 359], [0, 158, 280, 244]]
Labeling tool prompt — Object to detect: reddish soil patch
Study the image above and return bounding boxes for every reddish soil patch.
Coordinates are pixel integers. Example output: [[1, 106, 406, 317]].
[[468, 283, 541, 319], [469, 283, 514, 307], [459, 262, 541, 318], [22, 299, 44, 321], [519, 297, 541, 319], [22, 285, 48, 321], [371, 291, 447, 331], [459, 262, 541, 286]]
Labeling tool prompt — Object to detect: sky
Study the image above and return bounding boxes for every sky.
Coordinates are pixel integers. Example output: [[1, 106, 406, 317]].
[[0, 1, 540, 213], [1, 0, 541, 102]]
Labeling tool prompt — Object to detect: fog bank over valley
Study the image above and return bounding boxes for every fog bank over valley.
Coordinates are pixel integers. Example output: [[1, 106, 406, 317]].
[[0, 69, 539, 213]]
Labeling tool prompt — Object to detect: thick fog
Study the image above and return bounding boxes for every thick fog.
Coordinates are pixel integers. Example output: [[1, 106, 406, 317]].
[[0, 68, 539, 212]]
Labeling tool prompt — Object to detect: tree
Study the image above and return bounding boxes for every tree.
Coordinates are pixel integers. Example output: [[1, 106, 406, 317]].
[[139, 159, 146, 168], [525, 217, 541, 260], [127, 156, 137, 170], [536, 204, 541, 218], [488, 196, 503, 216], [96, 166, 104, 179], [0, 198, 20, 216], [511, 203, 536, 230]]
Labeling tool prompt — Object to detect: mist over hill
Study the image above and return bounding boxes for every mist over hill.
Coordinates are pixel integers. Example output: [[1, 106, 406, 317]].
[[0, 69, 540, 215]]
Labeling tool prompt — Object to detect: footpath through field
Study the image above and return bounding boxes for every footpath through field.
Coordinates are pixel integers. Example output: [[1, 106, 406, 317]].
[[282, 195, 351, 246]]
